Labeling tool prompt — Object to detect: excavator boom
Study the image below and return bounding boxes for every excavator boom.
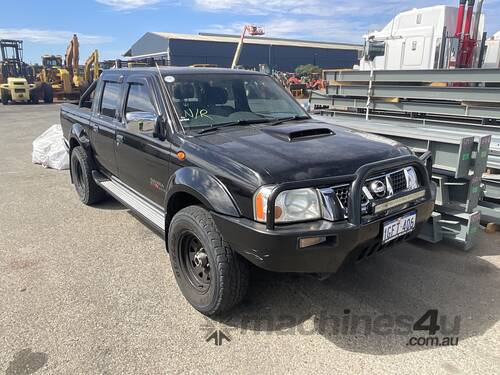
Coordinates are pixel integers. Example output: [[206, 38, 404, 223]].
[[84, 49, 100, 83]]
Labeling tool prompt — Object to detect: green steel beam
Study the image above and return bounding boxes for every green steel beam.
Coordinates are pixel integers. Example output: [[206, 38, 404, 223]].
[[314, 114, 476, 179], [324, 68, 500, 83], [310, 93, 500, 120], [326, 84, 500, 103]]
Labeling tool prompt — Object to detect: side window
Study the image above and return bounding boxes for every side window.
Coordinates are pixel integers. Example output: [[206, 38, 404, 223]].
[[100, 82, 121, 118], [125, 84, 156, 114], [125, 83, 158, 136]]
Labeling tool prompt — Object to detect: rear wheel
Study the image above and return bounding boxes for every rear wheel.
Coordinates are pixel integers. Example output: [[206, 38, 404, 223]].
[[42, 84, 53, 103], [168, 205, 249, 316], [70, 146, 106, 205]]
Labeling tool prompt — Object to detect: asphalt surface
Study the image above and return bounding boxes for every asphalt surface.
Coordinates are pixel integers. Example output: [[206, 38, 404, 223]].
[[1, 103, 499, 374]]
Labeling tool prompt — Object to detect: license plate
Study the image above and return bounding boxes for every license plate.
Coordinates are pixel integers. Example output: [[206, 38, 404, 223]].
[[382, 211, 416, 243]]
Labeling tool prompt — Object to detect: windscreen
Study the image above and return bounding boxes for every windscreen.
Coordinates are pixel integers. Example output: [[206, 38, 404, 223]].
[[163, 73, 307, 131]]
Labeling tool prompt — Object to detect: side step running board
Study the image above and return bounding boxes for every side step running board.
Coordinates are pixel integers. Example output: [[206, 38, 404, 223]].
[[92, 171, 165, 232]]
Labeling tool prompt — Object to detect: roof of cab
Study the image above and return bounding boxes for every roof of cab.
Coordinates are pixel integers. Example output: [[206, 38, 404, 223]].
[[102, 66, 267, 77]]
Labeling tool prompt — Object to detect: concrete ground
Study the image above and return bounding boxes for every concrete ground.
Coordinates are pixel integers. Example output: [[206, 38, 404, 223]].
[[1, 103, 499, 375]]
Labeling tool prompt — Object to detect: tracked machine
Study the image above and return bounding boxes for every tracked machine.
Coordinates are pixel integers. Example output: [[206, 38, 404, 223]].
[[37, 34, 83, 101]]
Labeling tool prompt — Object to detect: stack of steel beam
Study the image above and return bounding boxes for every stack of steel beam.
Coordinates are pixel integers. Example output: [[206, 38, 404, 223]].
[[310, 67, 500, 250]]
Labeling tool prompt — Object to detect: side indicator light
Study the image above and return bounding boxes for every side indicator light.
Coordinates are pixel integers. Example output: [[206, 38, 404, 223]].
[[177, 151, 186, 161], [255, 192, 265, 222]]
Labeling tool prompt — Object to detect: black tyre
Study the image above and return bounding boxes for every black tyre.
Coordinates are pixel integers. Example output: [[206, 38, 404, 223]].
[[168, 205, 249, 316], [70, 146, 106, 205], [1, 90, 9, 105], [43, 84, 54, 103], [29, 89, 39, 104]]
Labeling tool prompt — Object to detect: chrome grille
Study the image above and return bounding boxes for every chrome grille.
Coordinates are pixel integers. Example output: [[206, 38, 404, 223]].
[[330, 184, 368, 215], [361, 193, 368, 204], [366, 167, 413, 199], [334, 185, 349, 208], [323, 166, 419, 221], [390, 170, 406, 193]]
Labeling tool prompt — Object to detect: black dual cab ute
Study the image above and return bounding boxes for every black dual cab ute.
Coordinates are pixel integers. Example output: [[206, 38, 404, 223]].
[[61, 67, 435, 315]]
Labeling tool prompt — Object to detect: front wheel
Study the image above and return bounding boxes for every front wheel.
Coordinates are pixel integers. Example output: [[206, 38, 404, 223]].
[[1, 90, 10, 105], [168, 205, 249, 316]]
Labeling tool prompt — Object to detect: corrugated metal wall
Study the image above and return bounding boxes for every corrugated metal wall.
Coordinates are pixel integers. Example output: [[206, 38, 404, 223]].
[[168, 39, 358, 71]]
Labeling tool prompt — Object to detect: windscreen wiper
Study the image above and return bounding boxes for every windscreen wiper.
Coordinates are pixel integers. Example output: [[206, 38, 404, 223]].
[[196, 118, 273, 134], [268, 115, 310, 126]]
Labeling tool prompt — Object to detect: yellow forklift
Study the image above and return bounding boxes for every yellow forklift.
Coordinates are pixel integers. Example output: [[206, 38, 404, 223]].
[[0, 39, 53, 104]]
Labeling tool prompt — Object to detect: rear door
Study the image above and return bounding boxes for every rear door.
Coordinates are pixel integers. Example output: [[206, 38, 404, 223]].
[[89, 75, 123, 177], [115, 73, 171, 206]]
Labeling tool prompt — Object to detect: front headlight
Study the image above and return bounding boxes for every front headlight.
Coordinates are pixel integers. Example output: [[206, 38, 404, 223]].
[[253, 186, 321, 223]]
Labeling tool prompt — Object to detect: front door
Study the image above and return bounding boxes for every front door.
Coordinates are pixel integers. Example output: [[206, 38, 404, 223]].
[[115, 75, 171, 206]]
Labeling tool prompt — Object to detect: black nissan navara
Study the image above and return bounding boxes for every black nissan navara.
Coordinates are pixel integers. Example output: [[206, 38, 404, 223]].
[[61, 67, 435, 315]]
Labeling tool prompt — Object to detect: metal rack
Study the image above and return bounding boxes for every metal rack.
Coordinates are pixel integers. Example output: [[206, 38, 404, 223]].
[[310, 67, 500, 250], [326, 85, 500, 103], [324, 68, 500, 83]]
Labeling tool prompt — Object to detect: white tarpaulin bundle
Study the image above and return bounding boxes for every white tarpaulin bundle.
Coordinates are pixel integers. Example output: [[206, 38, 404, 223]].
[[32, 124, 69, 170]]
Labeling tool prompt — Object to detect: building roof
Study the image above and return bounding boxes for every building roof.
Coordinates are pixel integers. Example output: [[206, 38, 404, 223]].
[[145, 32, 361, 51]]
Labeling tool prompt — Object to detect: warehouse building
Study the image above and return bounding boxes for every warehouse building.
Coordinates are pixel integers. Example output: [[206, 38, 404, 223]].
[[123, 32, 361, 72]]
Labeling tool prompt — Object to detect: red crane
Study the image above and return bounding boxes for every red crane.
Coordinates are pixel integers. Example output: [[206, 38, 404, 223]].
[[231, 25, 265, 69], [456, 0, 484, 68]]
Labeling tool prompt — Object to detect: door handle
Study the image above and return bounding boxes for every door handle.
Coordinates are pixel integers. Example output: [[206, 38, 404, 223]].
[[89, 123, 98, 132], [116, 134, 124, 143]]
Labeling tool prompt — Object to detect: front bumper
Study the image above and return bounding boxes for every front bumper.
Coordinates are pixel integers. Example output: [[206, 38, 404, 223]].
[[214, 153, 436, 273], [213, 199, 434, 273]]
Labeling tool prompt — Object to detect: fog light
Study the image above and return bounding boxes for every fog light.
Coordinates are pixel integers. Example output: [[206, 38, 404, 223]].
[[299, 236, 326, 248]]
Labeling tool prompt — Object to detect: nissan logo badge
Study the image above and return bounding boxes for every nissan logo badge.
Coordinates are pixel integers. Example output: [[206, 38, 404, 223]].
[[369, 180, 386, 198]]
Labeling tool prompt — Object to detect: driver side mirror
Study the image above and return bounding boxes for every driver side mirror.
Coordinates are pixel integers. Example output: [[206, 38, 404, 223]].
[[125, 111, 165, 140]]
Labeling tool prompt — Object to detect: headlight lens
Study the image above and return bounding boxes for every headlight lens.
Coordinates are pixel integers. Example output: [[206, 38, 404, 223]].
[[253, 186, 321, 223]]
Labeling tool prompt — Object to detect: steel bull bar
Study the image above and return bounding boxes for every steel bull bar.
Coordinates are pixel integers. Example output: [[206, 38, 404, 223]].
[[265, 152, 433, 230]]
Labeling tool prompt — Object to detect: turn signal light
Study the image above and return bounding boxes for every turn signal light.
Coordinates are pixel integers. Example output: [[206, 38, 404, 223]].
[[176, 151, 186, 160], [255, 191, 266, 222]]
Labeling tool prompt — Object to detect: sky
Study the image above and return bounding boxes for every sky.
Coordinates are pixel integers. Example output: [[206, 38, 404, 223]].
[[1, 0, 500, 64]]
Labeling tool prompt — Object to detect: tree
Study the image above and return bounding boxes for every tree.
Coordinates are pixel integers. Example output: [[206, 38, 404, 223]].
[[295, 64, 321, 77]]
